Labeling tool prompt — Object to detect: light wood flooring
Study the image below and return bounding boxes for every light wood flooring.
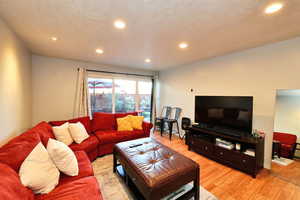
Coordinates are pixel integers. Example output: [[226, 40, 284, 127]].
[[272, 159, 300, 187], [152, 131, 300, 200]]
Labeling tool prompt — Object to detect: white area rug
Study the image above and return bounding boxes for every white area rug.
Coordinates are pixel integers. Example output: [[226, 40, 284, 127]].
[[92, 155, 218, 200], [272, 157, 294, 166]]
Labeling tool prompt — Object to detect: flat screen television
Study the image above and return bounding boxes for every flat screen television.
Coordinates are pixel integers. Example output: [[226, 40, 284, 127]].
[[195, 96, 253, 136]]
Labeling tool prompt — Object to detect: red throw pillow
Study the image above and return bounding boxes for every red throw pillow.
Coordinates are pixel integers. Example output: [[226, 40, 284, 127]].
[[31, 121, 55, 146], [92, 112, 116, 132], [0, 163, 34, 200], [49, 116, 92, 134], [0, 130, 41, 172]]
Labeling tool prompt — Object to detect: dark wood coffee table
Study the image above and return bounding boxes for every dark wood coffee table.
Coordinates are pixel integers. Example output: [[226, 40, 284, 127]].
[[113, 138, 200, 200]]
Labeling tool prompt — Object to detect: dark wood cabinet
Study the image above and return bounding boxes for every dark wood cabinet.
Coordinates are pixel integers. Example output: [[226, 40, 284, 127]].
[[187, 126, 264, 178]]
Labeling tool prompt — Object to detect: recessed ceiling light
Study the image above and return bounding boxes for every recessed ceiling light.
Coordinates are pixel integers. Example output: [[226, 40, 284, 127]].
[[145, 58, 151, 63], [265, 3, 283, 14], [51, 37, 57, 41], [95, 48, 104, 54], [114, 20, 126, 29], [179, 42, 188, 49]]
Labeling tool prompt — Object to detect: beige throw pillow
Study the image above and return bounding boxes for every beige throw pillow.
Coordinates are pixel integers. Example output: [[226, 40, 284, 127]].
[[19, 142, 60, 194], [68, 122, 89, 144], [52, 122, 74, 145], [47, 139, 79, 176]]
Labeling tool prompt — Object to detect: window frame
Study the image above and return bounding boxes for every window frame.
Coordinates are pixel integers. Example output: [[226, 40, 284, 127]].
[[88, 72, 153, 122]]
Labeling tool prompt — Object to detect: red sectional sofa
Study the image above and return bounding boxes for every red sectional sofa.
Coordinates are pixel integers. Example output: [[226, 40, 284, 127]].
[[91, 112, 153, 156], [0, 112, 153, 200], [49, 112, 153, 158]]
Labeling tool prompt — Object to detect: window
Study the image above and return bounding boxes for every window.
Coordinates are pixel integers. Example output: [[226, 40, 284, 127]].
[[88, 78, 113, 113], [138, 81, 152, 121], [88, 75, 153, 122], [115, 79, 136, 113]]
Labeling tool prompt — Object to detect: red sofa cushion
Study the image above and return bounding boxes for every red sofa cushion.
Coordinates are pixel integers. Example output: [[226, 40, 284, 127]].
[[59, 151, 93, 185], [92, 112, 116, 132], [95, 130, 144, 145], [35, 177, 103, 200], [31, 121, 55, 146], [69, 135, 99, 153], [115, 112, 138, 119], [49, 116, 92, 134], [95, 131, 124, 145], [0, 163, 34, 200], [0, 130, 40, 172], [121, 130, 145, 140]]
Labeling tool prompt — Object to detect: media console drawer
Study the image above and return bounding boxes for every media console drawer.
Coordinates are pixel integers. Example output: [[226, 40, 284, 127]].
[[214, 146, 256, 171], [190, 138, 214, 156], [239, 154, 256, 170], [214, 146, 231, 159]]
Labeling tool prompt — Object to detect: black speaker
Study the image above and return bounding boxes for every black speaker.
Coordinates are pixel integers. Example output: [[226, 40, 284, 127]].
[[181, 117, 191, 144], [181, 117, 191, 130]]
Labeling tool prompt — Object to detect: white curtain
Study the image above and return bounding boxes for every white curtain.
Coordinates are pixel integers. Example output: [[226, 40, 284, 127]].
[[152, 74, 159, 123], [73, 68, 91, 118]]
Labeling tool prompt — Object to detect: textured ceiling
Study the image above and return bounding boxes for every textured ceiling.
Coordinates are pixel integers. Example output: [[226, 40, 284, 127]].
[[0, 0, 300, 70]]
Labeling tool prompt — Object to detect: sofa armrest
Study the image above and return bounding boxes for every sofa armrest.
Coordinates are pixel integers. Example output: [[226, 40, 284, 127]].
[[142, 121, 153, 137]]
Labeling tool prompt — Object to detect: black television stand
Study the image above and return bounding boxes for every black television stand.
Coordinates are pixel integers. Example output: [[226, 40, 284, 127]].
[[186, 126, 264, 178]]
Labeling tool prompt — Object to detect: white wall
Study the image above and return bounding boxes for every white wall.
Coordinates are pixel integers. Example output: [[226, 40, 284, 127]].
[[159, 36, 300, 169], [32, 55, 156, 125], [0, 18, 32, 145], [274, 95, 300, 142]]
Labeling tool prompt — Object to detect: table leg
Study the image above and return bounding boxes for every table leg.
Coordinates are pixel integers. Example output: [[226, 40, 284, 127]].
[[113, 151, 117, 173], [169, 122, 173, 140], [194, 168, 200, 200], [160, 119, 164, 136]]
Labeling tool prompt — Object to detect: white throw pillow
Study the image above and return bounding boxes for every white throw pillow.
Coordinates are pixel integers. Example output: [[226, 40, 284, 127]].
[[47, 138, 79, 176], [19, 142, 60, 194], [52, 122, 74, 145], [68, 122, 89, 144]]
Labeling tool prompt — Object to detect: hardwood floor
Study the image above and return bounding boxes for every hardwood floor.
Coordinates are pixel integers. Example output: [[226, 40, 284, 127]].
[[272, 159, 300, 187], [152, 131, 300, 200]]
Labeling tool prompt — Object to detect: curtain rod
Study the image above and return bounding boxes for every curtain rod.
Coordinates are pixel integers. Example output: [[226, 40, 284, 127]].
[[78, 68, 154, 78]]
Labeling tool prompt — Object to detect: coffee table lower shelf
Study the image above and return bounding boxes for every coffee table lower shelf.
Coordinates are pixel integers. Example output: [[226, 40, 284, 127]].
[[115, 165, 146, 200], [115, 165, 197, 200]]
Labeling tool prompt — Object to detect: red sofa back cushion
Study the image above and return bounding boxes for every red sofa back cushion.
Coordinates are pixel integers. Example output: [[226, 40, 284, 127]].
[[31, 121, 55, 146], [92, 112, 116, 132], [0, 163, 34, 200], [49, 116, 92, 134], [274, 132, 297, 145], [115, 112, 138, 119], [0, 130, 40, 172]]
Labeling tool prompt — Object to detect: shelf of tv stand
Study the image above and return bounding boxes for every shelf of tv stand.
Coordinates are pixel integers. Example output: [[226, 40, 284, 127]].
[[187, 126, 264, 178]]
